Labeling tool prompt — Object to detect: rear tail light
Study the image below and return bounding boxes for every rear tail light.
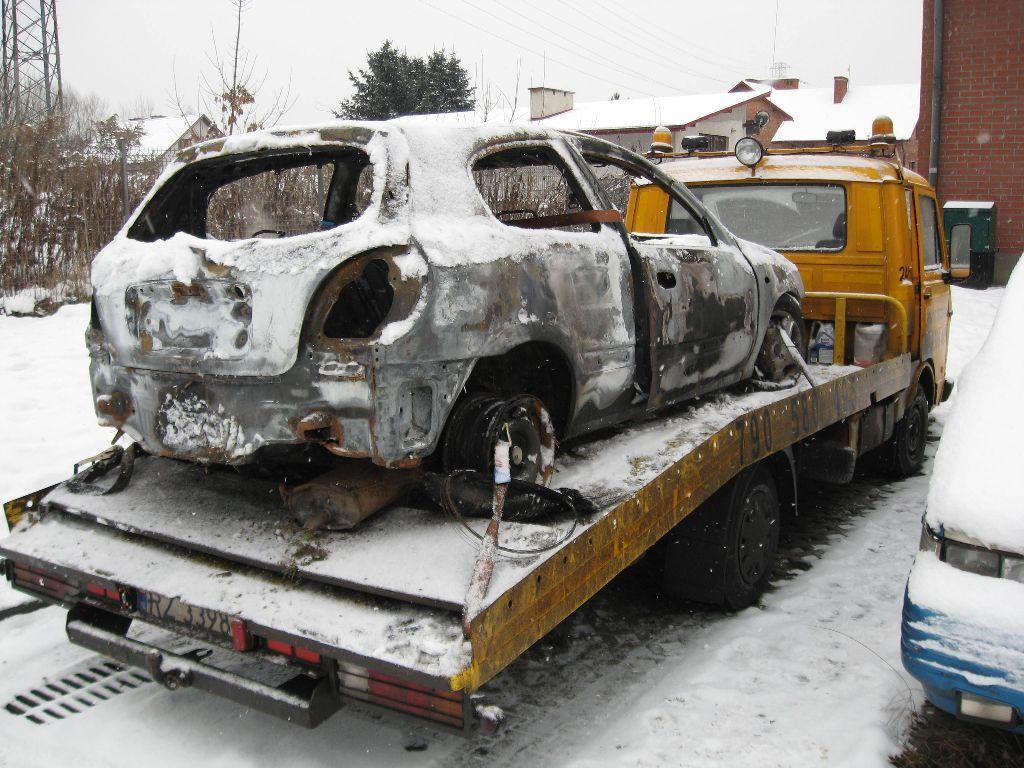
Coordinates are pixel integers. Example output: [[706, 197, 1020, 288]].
[[261, 635, 321, 665], [230, 618, 254, 652], [338, 661, 465, 729], [11, 562, 74, 601], [85, 582, 121, 601]]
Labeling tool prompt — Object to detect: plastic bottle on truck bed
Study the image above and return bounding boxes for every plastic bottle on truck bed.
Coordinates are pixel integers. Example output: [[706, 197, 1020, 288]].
[[809, 321, 835, 365]]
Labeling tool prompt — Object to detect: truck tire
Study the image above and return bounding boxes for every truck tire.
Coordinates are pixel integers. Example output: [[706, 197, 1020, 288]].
[[662, 464, 780, 611], [441, 394, 556, 486], [757, 294, 807, 381], [886, 386, 929, 477]]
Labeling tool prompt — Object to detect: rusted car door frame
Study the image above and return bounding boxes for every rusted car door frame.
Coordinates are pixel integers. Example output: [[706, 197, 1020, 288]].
[[567, 138, 759, 408]]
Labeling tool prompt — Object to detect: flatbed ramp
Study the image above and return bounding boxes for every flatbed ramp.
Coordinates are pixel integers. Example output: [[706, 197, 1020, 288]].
[[1, 356, 910, 727]]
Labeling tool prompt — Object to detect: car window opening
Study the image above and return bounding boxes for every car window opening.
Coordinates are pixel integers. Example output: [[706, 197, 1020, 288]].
[[128, 147, 374, 243], [473, 147, 602, 233], [582, 151, 710, 244]]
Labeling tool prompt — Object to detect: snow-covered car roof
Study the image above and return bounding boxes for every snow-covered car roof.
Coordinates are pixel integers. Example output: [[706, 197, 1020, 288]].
[[926, 264, 1024, 551], [172, 120, 575, 166]]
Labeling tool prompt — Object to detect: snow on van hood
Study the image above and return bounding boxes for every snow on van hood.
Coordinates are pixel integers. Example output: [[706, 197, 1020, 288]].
[[925, 261, 1024, 552]]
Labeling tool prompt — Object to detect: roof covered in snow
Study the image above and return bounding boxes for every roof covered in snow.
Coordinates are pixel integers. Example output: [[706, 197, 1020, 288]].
[[768, 83, 920, 142], [659, 152, 928, 186], [127, 114, 213, 156], [401, 84, 773, 133]]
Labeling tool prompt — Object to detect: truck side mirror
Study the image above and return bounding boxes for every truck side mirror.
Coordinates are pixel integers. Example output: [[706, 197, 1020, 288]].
[[948, 223, 972, 280]]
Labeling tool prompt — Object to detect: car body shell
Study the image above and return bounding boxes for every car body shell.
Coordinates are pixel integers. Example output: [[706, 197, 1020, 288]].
[[87, 122, 802, 467]]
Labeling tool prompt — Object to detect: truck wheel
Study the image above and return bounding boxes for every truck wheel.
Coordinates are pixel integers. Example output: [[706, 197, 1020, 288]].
[[661, 464, 780, 610], [887, 386, 929, 477], [441, 394, 556, 486], [721, 467, 780, 610], [757, 294, 807, 381]]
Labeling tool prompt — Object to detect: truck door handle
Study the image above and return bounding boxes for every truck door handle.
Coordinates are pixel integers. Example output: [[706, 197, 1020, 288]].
[[923, 289, 933, 299], [657, 271, 676, 289]]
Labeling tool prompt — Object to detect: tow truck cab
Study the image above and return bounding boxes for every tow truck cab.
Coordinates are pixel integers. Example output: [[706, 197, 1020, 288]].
[[625, 119, 971, 411]]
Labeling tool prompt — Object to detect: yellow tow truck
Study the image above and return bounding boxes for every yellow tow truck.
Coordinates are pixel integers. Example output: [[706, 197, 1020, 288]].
[[627, 117, 971, 477]]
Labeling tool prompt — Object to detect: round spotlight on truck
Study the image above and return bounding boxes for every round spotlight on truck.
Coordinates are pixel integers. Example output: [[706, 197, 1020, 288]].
[[734, 137, 764, 168]]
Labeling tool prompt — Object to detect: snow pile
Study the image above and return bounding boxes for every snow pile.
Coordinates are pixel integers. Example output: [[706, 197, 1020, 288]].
[[0, 283, 84, 316], [926, 262, 1024, 550]]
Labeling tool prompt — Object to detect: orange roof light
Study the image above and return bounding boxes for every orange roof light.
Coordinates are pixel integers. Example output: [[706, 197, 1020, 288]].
[[650, 126, 673, 154], [870, 115, 896, 144]]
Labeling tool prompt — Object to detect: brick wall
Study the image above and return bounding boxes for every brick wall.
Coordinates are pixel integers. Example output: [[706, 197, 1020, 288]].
[[918, 0, 1024, 260]]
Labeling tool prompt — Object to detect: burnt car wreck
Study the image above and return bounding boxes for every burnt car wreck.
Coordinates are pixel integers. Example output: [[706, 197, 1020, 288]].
[[87, 122, 804, 486]]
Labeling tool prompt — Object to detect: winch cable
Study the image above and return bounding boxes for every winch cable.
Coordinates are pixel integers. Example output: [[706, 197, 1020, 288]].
[[437, 470, 586, 557]]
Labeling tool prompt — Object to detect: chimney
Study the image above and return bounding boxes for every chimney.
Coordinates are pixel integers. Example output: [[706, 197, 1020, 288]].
[[529, 87, 574, 120], [833, 75, 849, 104], [771, 77, 800, 90]]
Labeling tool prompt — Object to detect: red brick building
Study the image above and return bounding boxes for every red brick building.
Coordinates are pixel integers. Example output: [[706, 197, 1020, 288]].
[[917, 0, 1024, 281]]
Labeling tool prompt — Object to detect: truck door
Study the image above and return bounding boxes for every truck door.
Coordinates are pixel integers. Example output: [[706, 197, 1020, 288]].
[[914, 190, 952, 396]]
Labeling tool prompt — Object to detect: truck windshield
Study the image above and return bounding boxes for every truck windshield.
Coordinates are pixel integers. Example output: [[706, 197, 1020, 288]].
[[677, 184, 846, 251]]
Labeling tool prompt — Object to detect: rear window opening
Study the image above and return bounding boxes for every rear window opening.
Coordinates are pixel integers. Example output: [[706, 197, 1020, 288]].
[[128, 147, 375, 243]]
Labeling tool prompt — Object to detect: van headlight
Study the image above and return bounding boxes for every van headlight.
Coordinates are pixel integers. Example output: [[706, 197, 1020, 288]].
[[928, 523, 1024, 583], [944, 541, 1001, 577]]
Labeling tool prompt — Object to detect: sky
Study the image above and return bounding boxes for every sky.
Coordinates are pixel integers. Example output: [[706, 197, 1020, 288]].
[[57, 0, 924, 125]]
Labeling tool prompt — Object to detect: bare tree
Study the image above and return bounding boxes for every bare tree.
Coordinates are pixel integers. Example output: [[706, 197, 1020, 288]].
[[172, 0, 293, 134]]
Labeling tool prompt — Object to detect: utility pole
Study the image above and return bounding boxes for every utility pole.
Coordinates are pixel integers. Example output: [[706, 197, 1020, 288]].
[[1, 0, 63, 126]]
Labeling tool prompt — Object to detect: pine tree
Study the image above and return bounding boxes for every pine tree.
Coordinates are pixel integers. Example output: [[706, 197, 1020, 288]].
[[335, 42, 474, 120]]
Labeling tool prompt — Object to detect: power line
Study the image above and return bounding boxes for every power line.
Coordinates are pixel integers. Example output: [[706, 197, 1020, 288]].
[[514, 0, 750, 86], [419, 0, 658, 97], [458, 0, 685, 94], [577, 0, 766, 78]]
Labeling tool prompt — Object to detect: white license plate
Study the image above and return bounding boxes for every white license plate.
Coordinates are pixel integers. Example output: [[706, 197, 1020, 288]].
[[137, 590, 232, 640]]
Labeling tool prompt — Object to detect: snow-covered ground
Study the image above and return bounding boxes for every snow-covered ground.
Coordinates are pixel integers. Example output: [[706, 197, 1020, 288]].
[[0, 285, 1006, 766]]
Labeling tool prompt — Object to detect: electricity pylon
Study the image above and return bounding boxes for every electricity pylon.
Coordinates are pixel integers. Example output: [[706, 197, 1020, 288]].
[[2, 0, 63, 126]]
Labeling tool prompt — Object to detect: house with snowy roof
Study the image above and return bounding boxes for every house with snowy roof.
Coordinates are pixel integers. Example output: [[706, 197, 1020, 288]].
[[732, 76, 920, 152], [406, 83, 791, 154], [407, 75, 920, 162], [124, 114, 221, 164]]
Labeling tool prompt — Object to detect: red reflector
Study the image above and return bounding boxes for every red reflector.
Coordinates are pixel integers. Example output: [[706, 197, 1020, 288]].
[[230, 618, 253, 652], [294, 646, 321, 664], [265, 638, 293, 656], [86, 583, 106, 596]]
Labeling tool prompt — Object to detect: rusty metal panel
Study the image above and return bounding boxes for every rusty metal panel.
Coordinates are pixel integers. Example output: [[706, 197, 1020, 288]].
[[453, 355, 912, 692]]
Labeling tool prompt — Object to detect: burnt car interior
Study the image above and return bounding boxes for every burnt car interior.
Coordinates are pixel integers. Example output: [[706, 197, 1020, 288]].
[[128, 147, 373, 243], [473, 146, 620, 232]]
